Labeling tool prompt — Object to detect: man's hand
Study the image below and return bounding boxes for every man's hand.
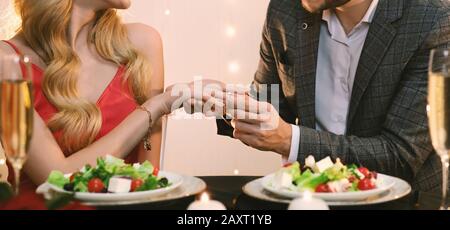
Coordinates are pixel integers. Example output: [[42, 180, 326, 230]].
[[183, 79, 227, 116], [228, 94, 293, 157]]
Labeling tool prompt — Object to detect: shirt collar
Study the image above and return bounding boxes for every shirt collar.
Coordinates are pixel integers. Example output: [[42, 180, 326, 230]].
[[361, 0, 379, 23]]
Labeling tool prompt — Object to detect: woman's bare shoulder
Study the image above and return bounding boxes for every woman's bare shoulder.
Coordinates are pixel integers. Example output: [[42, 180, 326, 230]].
[[0, 40, 16, 56], [0, 37, 46, 68], [125, 23, 163, 56], [125, 23, 164, 91]]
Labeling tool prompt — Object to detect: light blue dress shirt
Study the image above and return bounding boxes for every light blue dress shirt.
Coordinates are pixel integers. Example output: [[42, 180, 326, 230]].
[[286, 0, 379, 163]]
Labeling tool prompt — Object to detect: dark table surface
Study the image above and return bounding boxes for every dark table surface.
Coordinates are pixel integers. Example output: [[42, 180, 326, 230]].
[[99, 176, 447, 210]]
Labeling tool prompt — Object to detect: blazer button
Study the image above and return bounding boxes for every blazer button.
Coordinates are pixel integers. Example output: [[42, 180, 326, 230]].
[[302, 22, 308, 30]]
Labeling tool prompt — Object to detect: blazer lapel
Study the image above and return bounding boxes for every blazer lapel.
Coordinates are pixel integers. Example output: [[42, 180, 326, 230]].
[[295, 6, 321, 129], [347, 0, 404, 127]]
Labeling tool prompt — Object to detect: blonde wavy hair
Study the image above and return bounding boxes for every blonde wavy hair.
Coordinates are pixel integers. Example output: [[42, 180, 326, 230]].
[[15, 0, 152, 153]]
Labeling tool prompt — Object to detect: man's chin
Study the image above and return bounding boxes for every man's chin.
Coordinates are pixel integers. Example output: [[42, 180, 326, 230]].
[[303, 0, 351, 13], [325, 0, 352, 8]]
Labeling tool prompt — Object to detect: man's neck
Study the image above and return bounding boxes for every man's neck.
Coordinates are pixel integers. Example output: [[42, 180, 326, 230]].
[[334, 0, 373, 34]]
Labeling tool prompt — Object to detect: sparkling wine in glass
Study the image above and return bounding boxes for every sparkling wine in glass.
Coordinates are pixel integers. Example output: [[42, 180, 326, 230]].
[[428, 48, 450, 210], [0, 55, 33, 195]]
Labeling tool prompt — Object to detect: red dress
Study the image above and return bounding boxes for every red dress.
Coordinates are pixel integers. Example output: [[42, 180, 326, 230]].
[[2, 40, 140, 192]]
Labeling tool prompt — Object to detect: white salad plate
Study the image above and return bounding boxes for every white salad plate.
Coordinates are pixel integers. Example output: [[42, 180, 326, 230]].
[[37, 171, 186, 204], [244, 174, 411, 206], [261, 173, 395, 201]]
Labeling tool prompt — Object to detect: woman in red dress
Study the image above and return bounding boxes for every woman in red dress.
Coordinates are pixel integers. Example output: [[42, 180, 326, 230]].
[[0, 0, 182, 191]]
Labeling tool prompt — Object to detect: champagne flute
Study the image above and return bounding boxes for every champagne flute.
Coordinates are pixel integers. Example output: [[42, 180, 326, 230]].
[[0, 54, 34, 195], [428, 48, 450, 210]]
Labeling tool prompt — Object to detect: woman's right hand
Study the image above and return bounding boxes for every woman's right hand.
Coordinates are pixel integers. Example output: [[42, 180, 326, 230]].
[[144, 80, 227, 116], [141, 82, 191, 118], [142, 79, 230, 119]]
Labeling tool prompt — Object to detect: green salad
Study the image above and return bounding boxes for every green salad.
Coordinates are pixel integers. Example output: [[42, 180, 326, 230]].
[[272, 156, 379, 193], [47, 155, 170, 193]]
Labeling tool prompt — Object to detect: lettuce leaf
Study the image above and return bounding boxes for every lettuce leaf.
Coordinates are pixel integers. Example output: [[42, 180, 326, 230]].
[[295, 170, 328, 191], [348, 181, 359, 192], [103, 155, 125, 173], [114, 161, 154, 180], [284, 162, 301, 181], [136, 176, 158, 191], [47, 171, 69, 188], [324, 164, 349, 181], [136, 161, 154, 179], [74, 181, 88, 192]]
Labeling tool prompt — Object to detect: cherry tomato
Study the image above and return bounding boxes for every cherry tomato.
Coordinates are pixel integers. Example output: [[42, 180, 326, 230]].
[[315, 184, 331, 193], [130, 179, 144, 192], [358, 178, 376, 191], [153, 167, 159, 176], [358, 167, 371, 178], [88, 178, 105, 193]]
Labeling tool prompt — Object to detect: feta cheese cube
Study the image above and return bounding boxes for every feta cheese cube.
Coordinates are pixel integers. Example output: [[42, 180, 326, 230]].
[[305, 155, 316, 170], [315, 157, 334, 173], [108, 177, 132, 193], [273, 171, 293, 189]]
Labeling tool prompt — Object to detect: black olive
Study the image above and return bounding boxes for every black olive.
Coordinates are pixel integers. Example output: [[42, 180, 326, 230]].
[[303, 166, 313, 172], [63, 183, 75, 191], [158, 177, 169, 187]]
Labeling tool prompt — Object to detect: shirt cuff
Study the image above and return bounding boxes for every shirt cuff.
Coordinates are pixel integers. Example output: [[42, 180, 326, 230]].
[[282, 125, 300, 165]]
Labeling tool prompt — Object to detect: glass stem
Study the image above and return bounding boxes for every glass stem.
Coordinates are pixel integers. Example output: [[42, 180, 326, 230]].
[[12, 163, 22, 196], [440, 153, 449, 210]]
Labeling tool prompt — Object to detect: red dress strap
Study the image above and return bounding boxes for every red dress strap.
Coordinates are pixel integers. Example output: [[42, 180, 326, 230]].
[[2, 40, 23, 55], [1, 40, 35, 79]]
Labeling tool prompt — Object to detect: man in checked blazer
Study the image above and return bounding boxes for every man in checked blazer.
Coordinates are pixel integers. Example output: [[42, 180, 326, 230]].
[[216, 0, 450, 192]]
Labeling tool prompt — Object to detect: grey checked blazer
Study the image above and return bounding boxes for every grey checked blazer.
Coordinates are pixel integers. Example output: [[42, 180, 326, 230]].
[[218, 0, 450, 192]]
